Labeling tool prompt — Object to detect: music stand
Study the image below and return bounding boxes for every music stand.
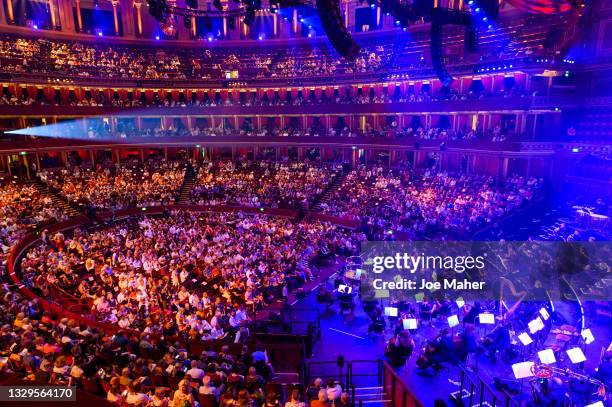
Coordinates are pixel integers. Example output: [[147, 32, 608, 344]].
[[539, 307, 550, 321], [584, 402, 604, 407], [403, 318, 417, 330], [384, 307, 398, 317], [537, 349, 556, 365], [518, 333, 533, 346], [581, 328, 595, 345], [447, 315, 459, 328], [566, 347, 586, 364], [512, 361, 535, 407], [479, 313, 495, 324], [528, 317, 544, 334], [517, 333, 532, 360], [456, 297, 465, 308]]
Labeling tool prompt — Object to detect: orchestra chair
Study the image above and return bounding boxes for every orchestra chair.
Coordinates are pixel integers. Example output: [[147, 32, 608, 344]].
[[369, 320, 385, 341]]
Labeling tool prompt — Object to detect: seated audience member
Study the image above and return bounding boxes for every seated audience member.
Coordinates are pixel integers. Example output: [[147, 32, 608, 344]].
[[306, 378, 324, 402], [150, 388, 170, 407], [326, 379, 343, 401], [311, 389, 330, 407], [125, 380, 152, 406], [107, 377, 124, 405], [334, 393, 351, 407], [286, 389, 306, 407], [187, 360, 205, 381], [172, 379, 196, 407], [199, 375, 221, 400]]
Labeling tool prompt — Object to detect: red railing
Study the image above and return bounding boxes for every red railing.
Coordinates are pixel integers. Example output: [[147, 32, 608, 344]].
[[383, 361, 423, 407]]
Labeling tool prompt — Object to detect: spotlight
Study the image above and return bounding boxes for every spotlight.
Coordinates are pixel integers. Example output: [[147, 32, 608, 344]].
[[98, 31, 103, 36], [33, 24, 38, 29], [155, 35, 160, 40]]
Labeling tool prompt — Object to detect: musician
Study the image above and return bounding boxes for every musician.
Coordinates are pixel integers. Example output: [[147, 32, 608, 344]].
[[316, 285, 334, 306], [479, 321, 511, 361], [462, 302, 481, 327], [595, 350, 612, 386], [368, 309, 386, 335], [455, 325, 477, 362], [528, 377, 567, 406], [385, 330, 414, 369]]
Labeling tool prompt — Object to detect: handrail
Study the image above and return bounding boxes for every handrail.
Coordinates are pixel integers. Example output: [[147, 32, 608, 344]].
[[382, 361, 423, 407], [452, 363, 519, 407]]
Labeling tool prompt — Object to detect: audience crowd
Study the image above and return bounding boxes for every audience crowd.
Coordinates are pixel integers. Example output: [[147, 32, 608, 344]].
[[19, 211, 361, 336], [38, 161, 185, 210], [0, 35, 391, 82], [0, 283, 303, 407], [318, 166, 543, 239], [191, 161, 338, 209], [0, 179, 67, 271]]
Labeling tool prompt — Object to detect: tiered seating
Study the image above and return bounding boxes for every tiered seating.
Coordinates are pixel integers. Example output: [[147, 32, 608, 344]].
[[37, 160, 185, 209], [0, 12, 571, 83]]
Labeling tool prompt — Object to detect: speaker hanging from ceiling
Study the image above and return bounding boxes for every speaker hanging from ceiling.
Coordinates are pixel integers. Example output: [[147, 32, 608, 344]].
[[465, 24, 478, 53], [430, 7, 472, 88], [316, 0, 360, 60]]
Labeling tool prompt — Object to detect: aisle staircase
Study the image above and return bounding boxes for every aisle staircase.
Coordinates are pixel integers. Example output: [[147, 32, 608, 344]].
[[354, 386, 391, 407], [310, 170, 349, 212], [175, 163, 197, 205], [31, 177, 83, 217]]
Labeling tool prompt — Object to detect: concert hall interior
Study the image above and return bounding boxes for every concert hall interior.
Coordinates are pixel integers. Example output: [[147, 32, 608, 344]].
[[0, 0, 611, 406]]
